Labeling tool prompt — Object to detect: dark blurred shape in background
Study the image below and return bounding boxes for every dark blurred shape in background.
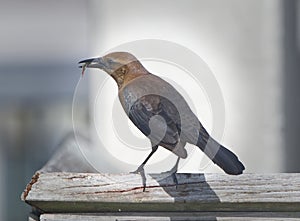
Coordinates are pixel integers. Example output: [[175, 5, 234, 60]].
[[283, 0, 300, 172], [0, 0, 299, 220]]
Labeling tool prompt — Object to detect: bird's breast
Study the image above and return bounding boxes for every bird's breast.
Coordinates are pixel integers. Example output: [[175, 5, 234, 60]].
[[118, 74, 184, 115]]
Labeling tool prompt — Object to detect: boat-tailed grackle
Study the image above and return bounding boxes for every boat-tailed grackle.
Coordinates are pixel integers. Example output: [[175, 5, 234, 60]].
[[79, 52, 245, 186]]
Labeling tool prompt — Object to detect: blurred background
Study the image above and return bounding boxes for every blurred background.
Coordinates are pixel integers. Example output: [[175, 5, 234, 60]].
[[0, 0, 299, 220]]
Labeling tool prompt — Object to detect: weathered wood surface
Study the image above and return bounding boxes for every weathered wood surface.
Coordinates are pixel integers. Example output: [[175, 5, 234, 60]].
[[22, 172, 300, 214], [40, 212, 300, 221]]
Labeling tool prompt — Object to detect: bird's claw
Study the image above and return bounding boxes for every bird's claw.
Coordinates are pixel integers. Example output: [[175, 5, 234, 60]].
[[130, 165, 145, 174], [130, 165, 147, 192]]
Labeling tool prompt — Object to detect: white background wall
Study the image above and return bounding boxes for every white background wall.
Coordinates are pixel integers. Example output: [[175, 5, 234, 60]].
[[88, 0, 283, 173]]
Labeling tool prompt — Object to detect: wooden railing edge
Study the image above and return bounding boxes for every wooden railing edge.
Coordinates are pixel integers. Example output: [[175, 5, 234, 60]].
[[22, 171, 300, 214]]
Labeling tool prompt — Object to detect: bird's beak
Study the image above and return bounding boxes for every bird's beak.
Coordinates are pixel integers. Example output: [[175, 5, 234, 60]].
[[78, 57, 106, 76]]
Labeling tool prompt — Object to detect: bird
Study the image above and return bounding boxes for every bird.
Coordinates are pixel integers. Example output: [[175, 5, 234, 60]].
[[79, 52, 245, 181]]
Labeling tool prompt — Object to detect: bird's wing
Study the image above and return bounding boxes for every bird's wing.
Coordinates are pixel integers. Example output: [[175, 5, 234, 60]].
[[128, 94, 181, 148]]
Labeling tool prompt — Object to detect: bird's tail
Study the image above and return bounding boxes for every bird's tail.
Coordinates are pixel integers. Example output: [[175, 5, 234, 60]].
[[196, 127, 245, 175]]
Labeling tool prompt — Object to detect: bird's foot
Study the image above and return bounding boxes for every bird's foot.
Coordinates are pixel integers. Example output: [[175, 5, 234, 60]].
[[130, 165, 147, 192], [130, 165, 144, 174], [162, 156, 180, 188], [160, 170, 179, 189]]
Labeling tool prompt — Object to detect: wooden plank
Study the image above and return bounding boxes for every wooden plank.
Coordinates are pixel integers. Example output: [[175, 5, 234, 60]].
[[22, 172, 300, 213], [40, 212, 300, 221]]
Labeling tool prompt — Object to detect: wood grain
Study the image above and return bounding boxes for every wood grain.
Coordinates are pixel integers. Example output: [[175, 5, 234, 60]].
[[22, 172, 300, 214]]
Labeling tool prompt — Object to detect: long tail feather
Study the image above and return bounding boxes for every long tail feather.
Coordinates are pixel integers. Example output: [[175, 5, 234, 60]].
[[196, 127, 245, 175]]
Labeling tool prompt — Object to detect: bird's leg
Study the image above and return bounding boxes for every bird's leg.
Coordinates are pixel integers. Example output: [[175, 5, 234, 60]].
[[131, 145, 158, 192], [171, 157, 180, 188], [161, 156, 180, 188], [131, 145, 158, 174]]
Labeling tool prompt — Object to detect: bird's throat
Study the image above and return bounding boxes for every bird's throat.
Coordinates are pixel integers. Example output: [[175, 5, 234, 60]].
[[111, 70, 125, 88], [111, 62, 149, 89]]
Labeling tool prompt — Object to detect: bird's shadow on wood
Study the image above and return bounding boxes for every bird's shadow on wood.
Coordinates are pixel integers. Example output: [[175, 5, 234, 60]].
[[149, 173, 220, 221]]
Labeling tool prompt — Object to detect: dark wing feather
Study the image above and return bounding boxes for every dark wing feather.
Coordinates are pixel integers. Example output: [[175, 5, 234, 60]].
[[128, 94, 181, 147]]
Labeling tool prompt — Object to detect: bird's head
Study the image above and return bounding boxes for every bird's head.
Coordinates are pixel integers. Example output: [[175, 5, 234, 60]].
[[79, 52, 139, 76]]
